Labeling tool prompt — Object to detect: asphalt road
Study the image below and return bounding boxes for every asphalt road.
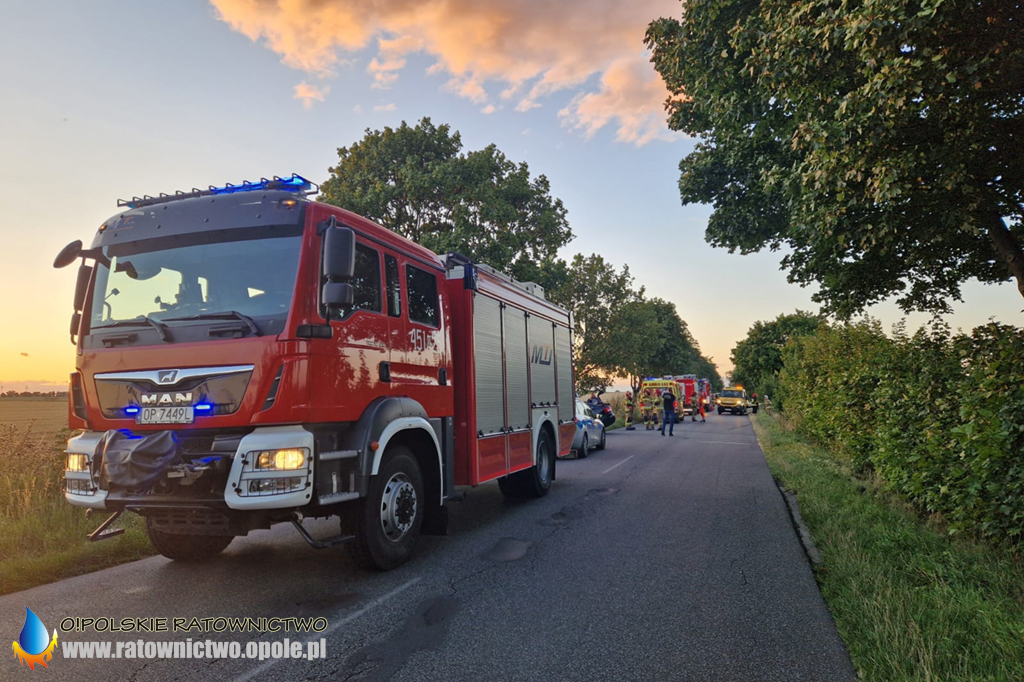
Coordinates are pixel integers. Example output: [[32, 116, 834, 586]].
[[3, 414, 856, 681]]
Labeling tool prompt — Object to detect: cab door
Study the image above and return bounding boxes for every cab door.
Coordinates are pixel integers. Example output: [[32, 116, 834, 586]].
[[308, 238, 389, 423], [389, 258, 446, 412]]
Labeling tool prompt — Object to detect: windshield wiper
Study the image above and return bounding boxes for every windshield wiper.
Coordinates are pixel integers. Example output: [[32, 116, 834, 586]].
[[92, 316, 170, 342], [162, 311, 260, 337]]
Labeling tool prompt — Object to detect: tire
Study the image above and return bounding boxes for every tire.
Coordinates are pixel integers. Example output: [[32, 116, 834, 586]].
[[501, 429, 555, 499], [578, 433, 589, 458], [349, 447, 424, 571], [596, 428, 606, 450], [145, 517, 233, 562]]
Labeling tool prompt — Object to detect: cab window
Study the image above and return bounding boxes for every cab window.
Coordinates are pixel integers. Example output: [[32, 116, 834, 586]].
[[406, 264, 439, 327], [324, 243, 381, 319], [385, 255, 401, 318]]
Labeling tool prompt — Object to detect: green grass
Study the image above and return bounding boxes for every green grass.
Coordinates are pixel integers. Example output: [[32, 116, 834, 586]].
[[751, 412, 1024, 682], [0, 416, 154, 596]]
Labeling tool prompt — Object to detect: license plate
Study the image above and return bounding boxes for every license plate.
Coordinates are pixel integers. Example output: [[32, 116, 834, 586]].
[[136, 406, 194, 425]]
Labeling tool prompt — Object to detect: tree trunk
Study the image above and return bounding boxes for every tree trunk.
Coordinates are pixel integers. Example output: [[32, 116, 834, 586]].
[[987, 216, 1024, 300]]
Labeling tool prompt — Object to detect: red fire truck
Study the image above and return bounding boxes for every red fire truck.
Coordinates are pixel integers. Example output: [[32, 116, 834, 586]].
[[673, 375, 698, 415], [53, 175, 575, 570]]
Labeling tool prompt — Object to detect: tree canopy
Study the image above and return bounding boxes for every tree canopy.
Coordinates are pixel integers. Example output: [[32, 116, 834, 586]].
[[549, 254, 641, 392], [647, 0, 1024, 316], [730, 311, 823, 403], [320, 118, 721, 395], [320, 117, 573, 288]]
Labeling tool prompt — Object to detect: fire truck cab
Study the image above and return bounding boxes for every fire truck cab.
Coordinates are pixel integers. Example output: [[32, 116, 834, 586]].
[[54, 175, 574, 570]]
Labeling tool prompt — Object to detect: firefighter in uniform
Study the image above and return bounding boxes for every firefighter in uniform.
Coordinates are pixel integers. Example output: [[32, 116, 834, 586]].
[[692, 392, 706, 422], [641, 389, 655, 429], [624, 391, 636, 430]]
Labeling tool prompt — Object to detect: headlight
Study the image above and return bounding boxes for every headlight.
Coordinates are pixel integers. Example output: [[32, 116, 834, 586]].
[[66, 454, 89, 472], [254, 448, 307, 471]]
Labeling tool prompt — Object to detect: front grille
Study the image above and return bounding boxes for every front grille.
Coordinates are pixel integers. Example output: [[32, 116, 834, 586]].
[[147, 509, 231, 535]]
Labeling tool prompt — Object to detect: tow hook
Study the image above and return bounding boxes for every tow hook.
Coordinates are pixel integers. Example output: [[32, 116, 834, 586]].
[[87, 510, 126, 542]]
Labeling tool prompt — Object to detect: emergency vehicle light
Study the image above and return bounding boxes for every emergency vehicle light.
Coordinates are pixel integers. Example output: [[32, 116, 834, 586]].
[[209, 174, 314, 195], [118, 174, 318, 209]]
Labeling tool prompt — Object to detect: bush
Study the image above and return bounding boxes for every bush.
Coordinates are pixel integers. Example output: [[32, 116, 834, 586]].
[[778, 320, 1024, 547]]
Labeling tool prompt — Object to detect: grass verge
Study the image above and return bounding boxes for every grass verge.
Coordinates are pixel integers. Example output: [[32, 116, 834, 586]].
[[751, 411, 1024, 682], [0, 421, 153, 596]]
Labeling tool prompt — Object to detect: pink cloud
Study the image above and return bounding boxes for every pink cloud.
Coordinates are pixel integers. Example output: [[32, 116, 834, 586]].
[[210, 0, 682, 144], [293, 81, 329, 108]]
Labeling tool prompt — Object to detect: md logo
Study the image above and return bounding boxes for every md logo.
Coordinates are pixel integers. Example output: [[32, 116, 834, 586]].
[[531, 345, 553, 366]]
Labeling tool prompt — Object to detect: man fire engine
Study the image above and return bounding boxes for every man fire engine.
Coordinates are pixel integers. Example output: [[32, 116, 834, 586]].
[[53, 174, 575, 570]]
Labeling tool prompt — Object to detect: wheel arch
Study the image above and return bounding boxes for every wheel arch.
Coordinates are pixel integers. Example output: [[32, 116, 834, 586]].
[[377, 427, 443, 511]]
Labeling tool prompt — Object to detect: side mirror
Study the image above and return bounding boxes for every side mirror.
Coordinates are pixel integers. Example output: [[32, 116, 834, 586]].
[[70, 311, 81, 344], [323, 227, 356, 281], [54, 240, 83, 269], [322, 282, 354, 308], [73, 264, 93, 312]]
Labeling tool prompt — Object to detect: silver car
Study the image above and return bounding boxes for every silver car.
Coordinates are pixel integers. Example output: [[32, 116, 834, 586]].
[[571, 399, 606, 458]]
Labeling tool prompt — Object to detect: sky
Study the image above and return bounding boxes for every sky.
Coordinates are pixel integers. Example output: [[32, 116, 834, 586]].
[[1, 0, 1021, 392]]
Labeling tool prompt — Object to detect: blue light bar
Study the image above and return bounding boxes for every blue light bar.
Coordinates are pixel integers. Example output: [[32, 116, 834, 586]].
[[194, 403, 213, 412], [125, 406, 140, 415], [118, 174, 318, 209], [209, 174, 312, 196]]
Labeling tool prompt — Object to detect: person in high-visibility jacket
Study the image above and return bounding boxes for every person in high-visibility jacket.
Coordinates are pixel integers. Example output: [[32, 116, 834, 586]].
[[641, 389, 656, 429], [691, 392, 706, 422], [624, 391, 636, 430]]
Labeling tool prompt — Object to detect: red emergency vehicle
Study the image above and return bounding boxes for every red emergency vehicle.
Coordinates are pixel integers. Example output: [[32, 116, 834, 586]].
[[673, 375, 698, 415], [54, 175, 575, 570]]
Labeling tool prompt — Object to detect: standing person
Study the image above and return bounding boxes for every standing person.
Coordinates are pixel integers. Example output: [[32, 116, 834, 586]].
[[692, 392, 706, 422], [624, 391, 636, 430], [660, 389, 676, 437], [750, 392, 759, 415], [640, 390, 650, 430]]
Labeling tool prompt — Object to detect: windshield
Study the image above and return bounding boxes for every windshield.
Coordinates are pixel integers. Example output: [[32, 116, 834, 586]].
[[721, 390, 744, 398], [89, 230, 302, 336]]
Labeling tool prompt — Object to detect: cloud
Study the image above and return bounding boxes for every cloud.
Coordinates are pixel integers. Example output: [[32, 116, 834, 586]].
[[481, 104, 496, 115], [373, 103, 397, 112], [209, 0, 681, 145], [20, 352, 29, 357], [558, 54, 682, 146], [293, 81, 329, 108]]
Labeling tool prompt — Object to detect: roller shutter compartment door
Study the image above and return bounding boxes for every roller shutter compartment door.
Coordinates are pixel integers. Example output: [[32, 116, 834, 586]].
[[529, 316, 556, 406], [504, 307, 530, 430], [474, 295, 505, 435], [554, 324, 573, 422]]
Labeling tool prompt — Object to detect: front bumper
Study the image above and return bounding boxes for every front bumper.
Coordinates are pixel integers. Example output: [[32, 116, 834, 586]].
[[64, 425, 316, 512]]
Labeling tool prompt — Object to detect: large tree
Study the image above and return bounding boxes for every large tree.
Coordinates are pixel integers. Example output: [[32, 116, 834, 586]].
[[730, 311, 823, 402], [605, 297, 724, 394], [320, 117, 573, 289], [647, 0, 1024, 316], [551, 254, 642, 393]]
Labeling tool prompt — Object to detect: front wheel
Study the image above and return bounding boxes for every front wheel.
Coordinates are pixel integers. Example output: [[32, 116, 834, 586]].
[[596, 429, 606, 450], [578, 433, 589, 458], [145, 518, 233, 562], [349, 447, 424, 571]]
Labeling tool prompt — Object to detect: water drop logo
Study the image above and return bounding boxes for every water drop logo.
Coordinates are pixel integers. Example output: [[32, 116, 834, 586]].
[[11, 608, 58, 669]]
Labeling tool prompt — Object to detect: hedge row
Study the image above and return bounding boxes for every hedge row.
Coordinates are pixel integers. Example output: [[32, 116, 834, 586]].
[[777, 320, 1024, 546]]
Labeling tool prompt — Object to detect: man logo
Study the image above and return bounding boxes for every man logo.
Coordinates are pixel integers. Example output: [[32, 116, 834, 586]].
[[157, 370, 179, 384]]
